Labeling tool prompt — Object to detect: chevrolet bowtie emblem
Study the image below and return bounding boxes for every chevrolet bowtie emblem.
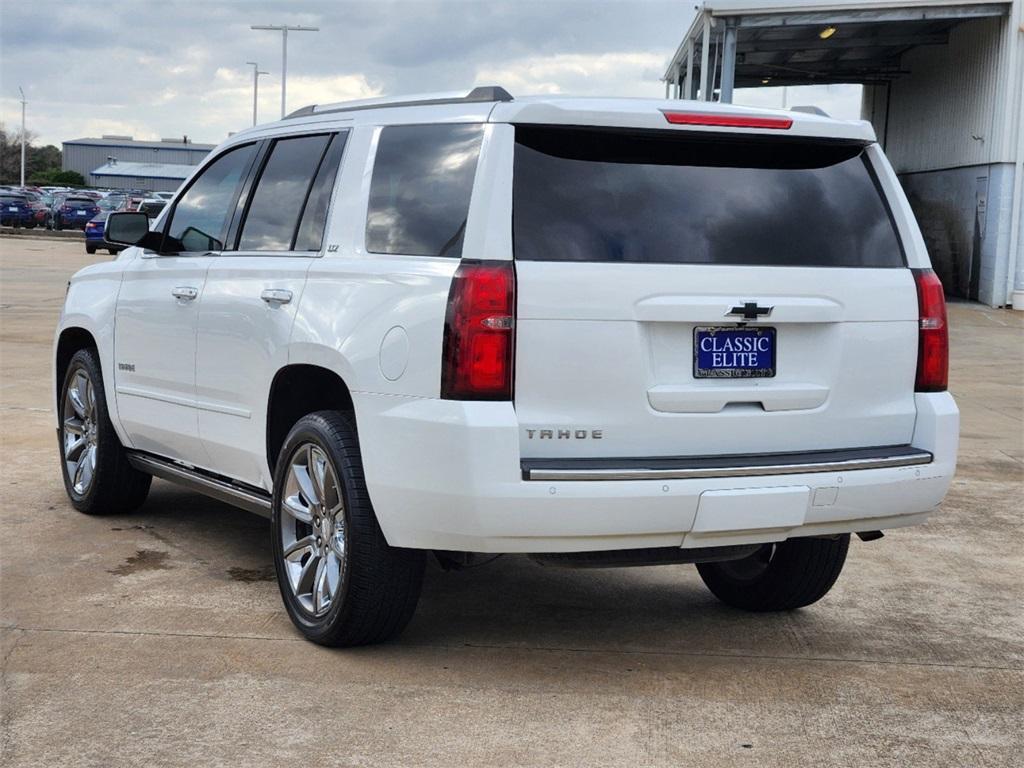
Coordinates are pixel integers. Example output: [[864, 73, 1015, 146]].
[[726, 302, 773, 320]]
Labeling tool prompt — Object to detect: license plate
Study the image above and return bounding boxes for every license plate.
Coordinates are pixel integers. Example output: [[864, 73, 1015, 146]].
[[7, 207, 16, 212], [694, 326, 776, 378], [76, 210, 86, 215]]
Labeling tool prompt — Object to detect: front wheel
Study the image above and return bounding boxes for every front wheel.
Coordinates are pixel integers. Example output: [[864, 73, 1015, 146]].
[[272, 411, 425, 646], [58, 348, 151, 514], [696, 535, 850, 611]]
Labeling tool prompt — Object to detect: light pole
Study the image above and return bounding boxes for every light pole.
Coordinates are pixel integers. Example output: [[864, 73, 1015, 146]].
[[250, 24, 319, 118], [246, 62, 269, 126], [18, 86, 26, 188]]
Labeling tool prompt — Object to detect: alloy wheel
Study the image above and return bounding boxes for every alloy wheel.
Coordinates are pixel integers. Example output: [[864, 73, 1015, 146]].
[[63, 368, 98, 496], [280, 443, 347, 617]]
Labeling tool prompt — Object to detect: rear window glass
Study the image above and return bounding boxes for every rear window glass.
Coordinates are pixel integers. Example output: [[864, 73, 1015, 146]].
[[366, 123, 483, 258], [0, 195, 26, 203], [513, 127, 904, 268], [239, 134, 331, 251], [65, 198, 95, 206]]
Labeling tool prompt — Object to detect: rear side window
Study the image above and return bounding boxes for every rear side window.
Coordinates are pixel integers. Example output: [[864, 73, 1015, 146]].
[[239, 134, 333, 251], [513, 127, 904, 268], [294, 133, 347, 251], [366, 123, 483, 258]]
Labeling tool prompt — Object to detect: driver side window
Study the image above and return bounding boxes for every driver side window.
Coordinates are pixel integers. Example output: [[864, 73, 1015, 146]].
[[165, 143, 257, 253]]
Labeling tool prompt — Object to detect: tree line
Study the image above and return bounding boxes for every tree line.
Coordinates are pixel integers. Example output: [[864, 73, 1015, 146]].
[[0, 124, 83, 185]]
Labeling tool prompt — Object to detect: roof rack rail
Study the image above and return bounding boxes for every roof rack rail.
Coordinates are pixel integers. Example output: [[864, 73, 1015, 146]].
[[790, 105, 830, 117], [285, 85, 513, 119]]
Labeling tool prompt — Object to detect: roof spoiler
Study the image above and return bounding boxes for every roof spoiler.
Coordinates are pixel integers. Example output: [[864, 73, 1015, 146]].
[[286, 85, 513, 119]]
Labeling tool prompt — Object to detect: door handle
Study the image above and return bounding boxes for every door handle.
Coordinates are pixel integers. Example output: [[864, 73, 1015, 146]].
[[260, 289, 293, 305], [171, 286, 198, 301]]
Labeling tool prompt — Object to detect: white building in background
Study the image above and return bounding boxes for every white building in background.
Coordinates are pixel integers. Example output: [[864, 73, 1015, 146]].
[[663, 0, 1024, 308]]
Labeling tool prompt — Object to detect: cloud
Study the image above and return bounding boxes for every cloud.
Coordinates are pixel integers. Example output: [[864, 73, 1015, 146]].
[[0, 1, 864, 148]]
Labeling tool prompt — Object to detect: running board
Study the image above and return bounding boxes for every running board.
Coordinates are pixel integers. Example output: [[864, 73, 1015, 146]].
[[127, 452, 272, 518], [521, 445, 933, 482]]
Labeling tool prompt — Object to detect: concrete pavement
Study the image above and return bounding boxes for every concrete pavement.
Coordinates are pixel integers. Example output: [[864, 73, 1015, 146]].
[[1, 239, 1022, 767]]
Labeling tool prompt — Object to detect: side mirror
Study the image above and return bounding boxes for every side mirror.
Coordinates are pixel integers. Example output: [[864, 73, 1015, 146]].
[[105, 212, 151, 246]]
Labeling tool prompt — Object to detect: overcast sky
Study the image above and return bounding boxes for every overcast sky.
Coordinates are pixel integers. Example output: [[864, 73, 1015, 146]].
[[0, 0, 861, 149]]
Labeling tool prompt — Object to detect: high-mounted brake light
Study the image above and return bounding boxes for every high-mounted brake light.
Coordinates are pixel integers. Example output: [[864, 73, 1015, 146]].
[[912, 268, 948, 392], [661, 111, 793, 130], [441, 261, 515, 400]]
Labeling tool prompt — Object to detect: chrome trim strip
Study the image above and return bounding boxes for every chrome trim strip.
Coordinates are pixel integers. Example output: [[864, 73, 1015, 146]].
[[524, 451, 933, 482], [127, 453, 271, 517]]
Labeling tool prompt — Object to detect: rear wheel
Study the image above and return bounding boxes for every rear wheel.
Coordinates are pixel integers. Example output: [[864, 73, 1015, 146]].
[[58, 348, 151, 515], [272, 411, 425, 646], [86, 245, 96, 254], [696, 535, 849, 611]]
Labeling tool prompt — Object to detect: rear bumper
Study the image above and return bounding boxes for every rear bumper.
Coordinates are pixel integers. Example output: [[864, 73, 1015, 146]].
[[355, 391, 958, 553]]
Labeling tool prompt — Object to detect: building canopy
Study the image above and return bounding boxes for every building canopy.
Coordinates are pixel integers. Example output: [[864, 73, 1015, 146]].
[[664, 0, 1010, 100]]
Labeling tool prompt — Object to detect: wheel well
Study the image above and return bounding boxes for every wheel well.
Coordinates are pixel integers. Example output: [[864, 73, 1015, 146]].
[[266, 365, 354, 475], [55, 327, 98, 399]]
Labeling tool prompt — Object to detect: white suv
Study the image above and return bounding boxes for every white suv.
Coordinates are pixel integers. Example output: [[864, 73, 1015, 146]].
[[54, 87, 959, 646]]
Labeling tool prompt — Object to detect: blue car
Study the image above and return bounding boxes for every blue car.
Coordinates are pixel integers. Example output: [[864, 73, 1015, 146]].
[[0, 193, 36, 228], [85, 212, 124, 255], [53, 195, 100, 230]]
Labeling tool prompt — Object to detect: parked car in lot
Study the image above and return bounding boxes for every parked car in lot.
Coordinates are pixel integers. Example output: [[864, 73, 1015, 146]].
[[0, 192, 36, 228], [52, 195, 101, 230], [54, 88, 958, 647], [84, 212, 123, 255]]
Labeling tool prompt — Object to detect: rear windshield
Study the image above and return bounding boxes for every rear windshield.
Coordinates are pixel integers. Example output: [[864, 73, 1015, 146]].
[[65, 198, 95, 206], [0, 195, 27, 203], [513, 127, 904, 268]]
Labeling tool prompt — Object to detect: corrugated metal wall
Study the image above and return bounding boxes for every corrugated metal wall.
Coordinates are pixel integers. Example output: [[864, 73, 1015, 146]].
[[87, 175, 184, 193], [63, 143, 210, 181], [881, 16, 1008, 174]]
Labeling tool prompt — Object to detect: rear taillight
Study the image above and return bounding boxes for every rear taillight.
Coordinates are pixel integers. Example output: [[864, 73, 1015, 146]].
[[441, 261, 515, 400], [913, 268, 948, 392]]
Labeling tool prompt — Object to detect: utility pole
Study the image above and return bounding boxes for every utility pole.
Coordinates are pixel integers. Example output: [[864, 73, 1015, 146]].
[[246, 62, 269, 126], [18, 86, 26, 188], [250, 24, 319, 118]]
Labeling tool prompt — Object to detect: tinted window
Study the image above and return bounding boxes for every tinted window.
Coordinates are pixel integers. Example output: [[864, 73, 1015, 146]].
[[513, 127, 904, 268], [166, 143, 256, 252], [0, 195, 27, 203], [366, 123, 483, 258], [65, 197, 95, 206], [239, 134, 330, 251], [294, 133, 347, 251]]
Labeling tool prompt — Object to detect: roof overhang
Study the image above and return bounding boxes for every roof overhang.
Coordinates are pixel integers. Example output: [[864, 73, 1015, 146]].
[[664, 0, 1010, 88], [91, 161, 196, 180]]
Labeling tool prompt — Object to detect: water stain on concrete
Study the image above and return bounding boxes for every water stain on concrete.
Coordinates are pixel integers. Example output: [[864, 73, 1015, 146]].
[[227, 565, 276, 582], [108, 549, 172, 576]]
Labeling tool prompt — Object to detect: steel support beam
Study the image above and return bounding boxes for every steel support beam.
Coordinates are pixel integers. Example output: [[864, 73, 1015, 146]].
[[737, 3, 1008, 28], [684, 44, 694, 100], [720, 23, 738, 103], [699, 16, 712, 101]]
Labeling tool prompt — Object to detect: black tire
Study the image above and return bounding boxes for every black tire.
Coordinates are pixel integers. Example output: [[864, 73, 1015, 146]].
[[86, 245, 96, 254], [58, 348, 151, 515], [271, 411, 425, 647], [54, 218, 63, 231], [696, 535, 849, 611], [107, 248, 119, 256]]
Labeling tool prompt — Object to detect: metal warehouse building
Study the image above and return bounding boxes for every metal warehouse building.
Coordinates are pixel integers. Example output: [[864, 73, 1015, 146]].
[[62, 136, 214, 193], [663, 0, 1024, 308]]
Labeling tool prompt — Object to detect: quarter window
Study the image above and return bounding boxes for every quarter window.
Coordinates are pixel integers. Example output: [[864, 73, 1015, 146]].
[[366, 123, 483, 258], [294, 133, 347, 252], [165, 143, 257, 253], [239, 134, 333, 251]]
